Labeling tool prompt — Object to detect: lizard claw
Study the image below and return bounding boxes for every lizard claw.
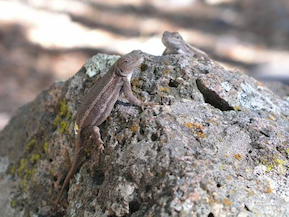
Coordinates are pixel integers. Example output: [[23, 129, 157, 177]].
[[98, 141, 105, 153]]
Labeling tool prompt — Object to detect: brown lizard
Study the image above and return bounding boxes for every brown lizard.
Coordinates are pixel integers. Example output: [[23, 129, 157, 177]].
[[162, 31, 210, 61], [54, 50, 150, 209]]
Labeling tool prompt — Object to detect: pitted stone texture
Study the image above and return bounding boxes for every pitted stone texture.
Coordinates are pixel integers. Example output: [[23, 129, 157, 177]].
[[0, 53, 288, 217]]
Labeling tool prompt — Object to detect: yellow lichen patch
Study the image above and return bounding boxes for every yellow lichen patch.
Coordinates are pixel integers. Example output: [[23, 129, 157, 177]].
[[60, 98, 69, 116], [233, 106, 242, 111], [60, 121, 69, 134], [226, 176, 232, 181], [223, 198, 232, 206], [53, 98, 72, 133], [159, 87, 170, 93], [269, 112, 277, 118], [233, 153, 242, 161], [266, 165, 273, 172], [184, 123, 202, 130], [53, 114, 61, 126], [265, 185, 273, 194], [10, 166, 16, 175], [10, 199, 16, 208], [197, 132, 206, 138], [26, 139, 36, 151], [248, 190, 254, 196], [20, 179, 28, 193], [162, 69, 170, 74], [131, 78, 141, 87], [224, 154, 229, 158], [275, 158, 286, 165], [43, 142, 49, 154], [184, 123, 205, 138], [30, 154, 41, 164], [286, 148, 289, 154], [17, 159, 27, 176], [184, 123, 194, 129], [208, 197, 214, 204], [15, 157, 37, 193], [219, 164, 225, 170], [130, 124, 139, 133]]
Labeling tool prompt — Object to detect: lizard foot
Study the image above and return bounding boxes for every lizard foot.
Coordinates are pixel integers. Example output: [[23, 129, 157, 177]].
[[97, 140, 105, 153]]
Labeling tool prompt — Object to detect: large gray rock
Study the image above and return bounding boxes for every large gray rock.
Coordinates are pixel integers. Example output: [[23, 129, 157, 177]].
[[0, 52, 288, 217]]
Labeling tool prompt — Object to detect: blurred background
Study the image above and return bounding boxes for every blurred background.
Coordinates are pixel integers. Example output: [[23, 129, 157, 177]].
[[0, 0, 289, 130]]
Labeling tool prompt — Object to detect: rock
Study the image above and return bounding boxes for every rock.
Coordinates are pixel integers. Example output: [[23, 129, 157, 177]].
[[0, 52, 288, 217]]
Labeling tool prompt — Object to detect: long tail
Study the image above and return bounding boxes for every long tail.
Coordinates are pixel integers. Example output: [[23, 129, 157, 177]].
[[54, 136, 83, 209]]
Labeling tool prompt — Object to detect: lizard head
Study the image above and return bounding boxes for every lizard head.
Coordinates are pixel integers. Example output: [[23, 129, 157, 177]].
[[162, 31, 184, 49], [115, 50, 144, 77]]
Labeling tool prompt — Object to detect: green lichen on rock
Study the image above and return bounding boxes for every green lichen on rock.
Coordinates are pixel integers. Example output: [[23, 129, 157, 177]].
[[84, 53, 120, 77], [43, 142, 49, 154], [17, 158, 27, 176], [263, 155, 288, 173], [10, 199, 16, 208], [30, 154, 41, 164], [14, 158, 37, 193], [26, 139, 36, 151], [53, 98, 72, 134]]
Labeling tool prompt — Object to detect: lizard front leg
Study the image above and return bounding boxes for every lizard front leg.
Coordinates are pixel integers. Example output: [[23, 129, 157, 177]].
[[162, 48, 171, 55], [123, 78, 153, 111], [123, 79, 156, 110]]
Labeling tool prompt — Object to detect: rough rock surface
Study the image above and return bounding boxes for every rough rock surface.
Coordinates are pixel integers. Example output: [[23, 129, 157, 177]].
[[0, 52, 289, 217]]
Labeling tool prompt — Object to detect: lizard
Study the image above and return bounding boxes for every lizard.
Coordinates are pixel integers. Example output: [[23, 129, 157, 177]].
[[54, 50, 150, 209], [162, 31, 210, 61]]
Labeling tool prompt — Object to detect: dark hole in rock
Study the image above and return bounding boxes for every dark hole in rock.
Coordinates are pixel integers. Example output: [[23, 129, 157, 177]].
[[129, 200, 141, 214], [140, 63, 148, 71], [93, 169, 105, 185], [145, 185, 151, 192], [168, 79, 179, 88], [157, 145, 162, 152], [53, 176, 58, 182], [151, 133, 158, 141], [140, 127, 145, 135], [248, 150, 252, 154], [196, 78, 234, 111], [124, 173, 134, 182], [217, 183, 221, 188], [208, 213, 214, 217]]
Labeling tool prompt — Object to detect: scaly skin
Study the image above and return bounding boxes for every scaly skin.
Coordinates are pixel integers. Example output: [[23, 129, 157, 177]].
[[162, 31, 210, 61], [54, 50, 149, 210]]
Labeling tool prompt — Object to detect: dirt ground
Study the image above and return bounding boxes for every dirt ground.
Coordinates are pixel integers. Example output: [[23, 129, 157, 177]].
[[0, 0, 289, 130]]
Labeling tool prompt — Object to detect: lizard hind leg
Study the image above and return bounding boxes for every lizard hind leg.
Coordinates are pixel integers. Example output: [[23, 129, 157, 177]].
[[93, 126, 104, 153], [92, 126, 104, 166]]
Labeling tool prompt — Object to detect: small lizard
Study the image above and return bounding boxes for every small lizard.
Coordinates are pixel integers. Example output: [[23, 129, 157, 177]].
[[54, 50, 150, 209], [162, 31, 210, 61]]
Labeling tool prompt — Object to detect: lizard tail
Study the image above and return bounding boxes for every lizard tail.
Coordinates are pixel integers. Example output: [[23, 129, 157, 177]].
[[53, 135, 83, 210]]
